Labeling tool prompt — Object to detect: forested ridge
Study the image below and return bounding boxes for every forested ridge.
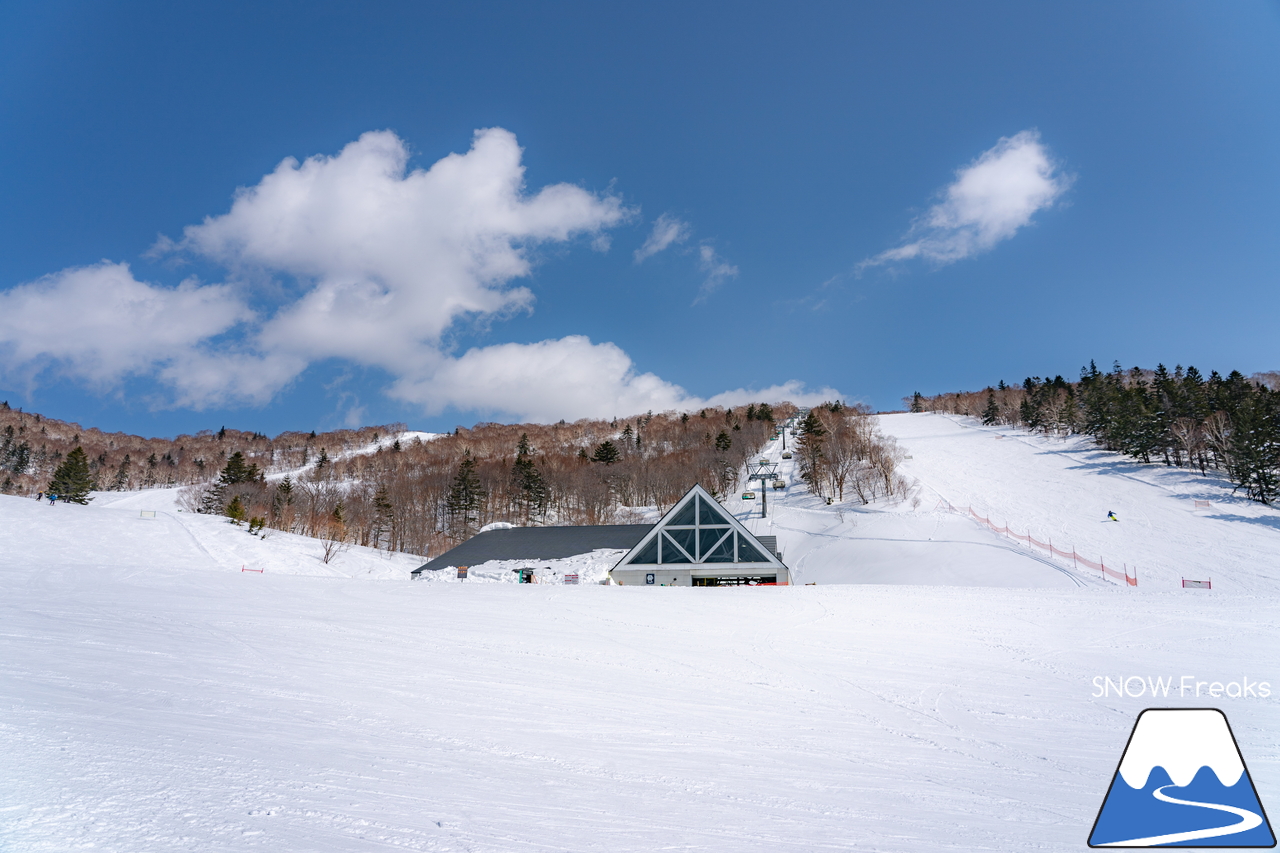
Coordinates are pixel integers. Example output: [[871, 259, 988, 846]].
[[909, 362, 1280, 503], [0, 401, 796, 559]]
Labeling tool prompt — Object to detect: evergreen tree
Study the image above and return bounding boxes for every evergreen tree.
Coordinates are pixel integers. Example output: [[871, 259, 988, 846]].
[[111, 454, 132, 491], [446, 453, 485, 536], [796, 411, 827, 494], [48, 446, 94, 504], [511, 433, 548, 523], [910, 391, 924, 413], [591, 440, 621, 464], [799, 410, 826, 439], [1223, 385, 1280, 504], [219, 450, 261, 485], [271, 476, 294, 521], [714, 430, 732, 451], [225, 494, 247, 523], [981, 390, 999, 425]]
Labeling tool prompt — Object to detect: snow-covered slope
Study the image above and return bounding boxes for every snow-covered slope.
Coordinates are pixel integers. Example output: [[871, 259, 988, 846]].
[[715, 412, 1280, 593], [266, 429, 444, 482], [14, 491, 422, 579], [881, 413, 1280, 593], [722, 418, 1085, 588], [3, 415, 1278, 852]]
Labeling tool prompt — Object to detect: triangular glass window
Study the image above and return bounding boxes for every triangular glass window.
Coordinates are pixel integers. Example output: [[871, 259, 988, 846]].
[[698, 526, 730, 559], [668, 498, 697, 527], [702, 529, 735, 562], [663, 529, 696, 562], [698, 496, 733, 526], [736, 535, 770, 563], [627, 535, 659, 565]]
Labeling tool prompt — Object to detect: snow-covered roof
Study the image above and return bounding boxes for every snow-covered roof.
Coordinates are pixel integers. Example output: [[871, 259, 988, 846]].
[[412, 524, 652, 575]]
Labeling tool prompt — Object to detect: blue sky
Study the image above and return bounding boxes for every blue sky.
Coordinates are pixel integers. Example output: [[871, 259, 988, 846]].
[[2, 1, 1278, 437]]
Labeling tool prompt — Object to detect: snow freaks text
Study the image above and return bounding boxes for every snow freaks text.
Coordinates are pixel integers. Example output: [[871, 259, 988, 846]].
[[1092, 676, 1272, 700]]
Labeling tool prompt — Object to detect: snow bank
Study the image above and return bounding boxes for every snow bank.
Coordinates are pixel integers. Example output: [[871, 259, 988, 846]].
[[414, 548, 627, 584]]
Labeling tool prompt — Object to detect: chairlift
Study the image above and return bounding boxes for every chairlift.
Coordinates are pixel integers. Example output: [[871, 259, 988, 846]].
[[781, 451, 792, 459], [772, 479, 785, 490], [742, 491, 756, 500]]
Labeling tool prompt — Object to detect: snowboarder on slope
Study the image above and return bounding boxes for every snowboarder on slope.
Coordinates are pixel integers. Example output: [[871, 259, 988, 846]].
[[1107, 510, 1118, 522]]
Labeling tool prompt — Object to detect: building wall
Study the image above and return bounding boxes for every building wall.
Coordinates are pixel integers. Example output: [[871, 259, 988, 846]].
[[611, 568, 694, 586], [610, 567, 790, 586]]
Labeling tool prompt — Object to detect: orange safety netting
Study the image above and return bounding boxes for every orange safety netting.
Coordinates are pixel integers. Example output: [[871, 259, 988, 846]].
[[938, 500, 1137, 587]]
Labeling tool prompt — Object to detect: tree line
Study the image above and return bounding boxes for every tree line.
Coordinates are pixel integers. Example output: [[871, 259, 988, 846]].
[[908, 362, 1280, 504], [0, 400, 395, 497], [174, 403, 796, 560], [792, 402, 914, 504]]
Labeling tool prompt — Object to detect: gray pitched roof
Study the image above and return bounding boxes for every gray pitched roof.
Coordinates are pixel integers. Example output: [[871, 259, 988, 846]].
[[412, 524, 653, 575]]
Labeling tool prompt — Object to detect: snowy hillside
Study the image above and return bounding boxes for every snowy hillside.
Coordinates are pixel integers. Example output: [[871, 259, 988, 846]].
[[881, 413, 1280, 593], [3, 414, 1278, 852]]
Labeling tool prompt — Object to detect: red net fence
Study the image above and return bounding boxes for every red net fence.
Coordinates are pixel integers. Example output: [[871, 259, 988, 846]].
[[936, 500, 1138, 587]]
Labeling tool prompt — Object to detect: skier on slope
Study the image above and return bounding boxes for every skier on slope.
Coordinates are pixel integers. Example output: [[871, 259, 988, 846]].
[[1107, 510, 1118, 522]]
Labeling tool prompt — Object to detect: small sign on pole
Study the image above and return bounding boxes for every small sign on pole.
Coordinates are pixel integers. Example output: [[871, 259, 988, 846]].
[[1194, 500, 1211, 509], [1182, 578, 1211, 589], [139, 510, 156, 519], [457, 566, 468, 580], [564, 573, 579, 585]]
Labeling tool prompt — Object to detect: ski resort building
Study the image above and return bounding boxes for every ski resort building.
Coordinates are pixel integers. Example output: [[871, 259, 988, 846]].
[[609, 484, 788, 586], [411, 484, 788, 586], [410, 524, 651, 578]]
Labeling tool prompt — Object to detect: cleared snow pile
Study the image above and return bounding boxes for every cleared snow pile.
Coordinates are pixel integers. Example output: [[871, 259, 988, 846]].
[[415, 548, 626, 584]]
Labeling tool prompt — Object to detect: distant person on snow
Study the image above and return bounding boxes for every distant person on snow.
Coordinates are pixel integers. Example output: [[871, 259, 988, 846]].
[[48, 493, 57, 505], [1107, 510, 1118, 522], [36, 491, 43, 501]]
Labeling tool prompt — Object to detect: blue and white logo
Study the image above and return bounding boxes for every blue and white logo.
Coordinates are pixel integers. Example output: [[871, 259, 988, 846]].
[[1090, 708, 1275, 847]]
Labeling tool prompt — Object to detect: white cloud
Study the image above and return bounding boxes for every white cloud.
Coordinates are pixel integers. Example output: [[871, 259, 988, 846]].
[[701, 380, 843, 412], [2, 129, 832, 421], [694, 244, 739, 302], [634, 213, 691, 262], [0, 261, 251, 390], [390, 335, 840, 423], [177, 127, 631, 379], [860, 130, 1070, 270]]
